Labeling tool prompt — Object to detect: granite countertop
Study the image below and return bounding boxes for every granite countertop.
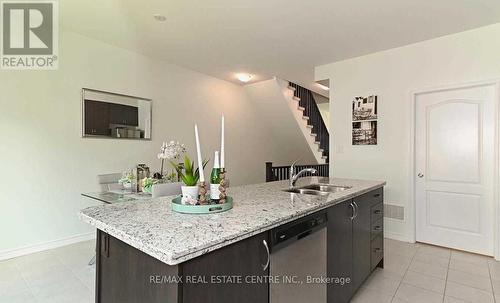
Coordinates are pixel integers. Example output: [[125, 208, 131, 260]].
[[79, 177, 385, 265]]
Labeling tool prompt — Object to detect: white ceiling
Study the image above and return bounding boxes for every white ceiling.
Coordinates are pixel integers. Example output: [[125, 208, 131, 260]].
[[61, 0, 500, 96]]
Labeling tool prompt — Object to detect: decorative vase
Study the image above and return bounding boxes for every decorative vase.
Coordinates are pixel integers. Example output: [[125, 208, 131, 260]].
[[181, 185, 199, 200]]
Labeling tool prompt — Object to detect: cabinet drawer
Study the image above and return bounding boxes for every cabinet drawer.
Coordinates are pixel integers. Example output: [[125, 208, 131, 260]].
[[370, 235, 383, 271], [355, 188, 383, 207], [371, 218, 383, 239], [371, 203, 383, 223]]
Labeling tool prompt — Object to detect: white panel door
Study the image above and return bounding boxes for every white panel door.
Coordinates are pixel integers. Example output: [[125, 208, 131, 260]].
[[415, 84, 495, 255]]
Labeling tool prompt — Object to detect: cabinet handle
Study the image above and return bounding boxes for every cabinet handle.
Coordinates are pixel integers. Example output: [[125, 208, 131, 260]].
[[353, 201, 359, 219], [349, 202, 355, 220], [262, 240, 270, 271], [374, 193, 381, 197], [374, 210, 382, 214], [373, 248, 382, 253], [373, 226, 382, 231]]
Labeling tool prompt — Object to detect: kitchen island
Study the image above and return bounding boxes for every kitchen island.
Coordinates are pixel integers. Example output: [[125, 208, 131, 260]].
[[80, 177, 385, 303]]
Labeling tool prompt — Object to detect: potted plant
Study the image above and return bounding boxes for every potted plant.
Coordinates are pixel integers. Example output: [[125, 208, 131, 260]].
[[118, 171, 135, 189], [143, 177, 159, 194], [171, 155, 208, 201]]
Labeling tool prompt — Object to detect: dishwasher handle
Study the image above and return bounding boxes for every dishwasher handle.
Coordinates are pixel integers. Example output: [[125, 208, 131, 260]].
[[262, 240, 270, 271]]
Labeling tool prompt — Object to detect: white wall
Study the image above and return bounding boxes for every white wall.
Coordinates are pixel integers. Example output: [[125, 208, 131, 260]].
[[315, 23, 500, 241], [0, 30, 307, 256], [245, 79, 317, 165], [316, 103, 330, 132]]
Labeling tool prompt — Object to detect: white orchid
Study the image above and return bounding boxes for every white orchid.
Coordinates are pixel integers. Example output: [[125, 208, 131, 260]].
[[158, 140, 186, 177], [158, 141, 186, 160]]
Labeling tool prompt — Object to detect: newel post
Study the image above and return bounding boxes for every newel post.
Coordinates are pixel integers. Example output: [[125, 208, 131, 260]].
[[265, 162, 274, 182]]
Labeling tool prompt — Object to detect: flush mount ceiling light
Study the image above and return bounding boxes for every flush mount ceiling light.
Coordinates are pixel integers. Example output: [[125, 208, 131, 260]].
[[153, 14, 167, 22], [236, 73, 253, 83]]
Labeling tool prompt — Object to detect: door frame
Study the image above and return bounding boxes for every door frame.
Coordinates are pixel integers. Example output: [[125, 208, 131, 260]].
[[409, 79, 500, 259]]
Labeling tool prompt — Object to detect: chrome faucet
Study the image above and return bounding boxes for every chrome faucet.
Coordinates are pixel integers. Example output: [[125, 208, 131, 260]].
[[289, 161, 317, 188]]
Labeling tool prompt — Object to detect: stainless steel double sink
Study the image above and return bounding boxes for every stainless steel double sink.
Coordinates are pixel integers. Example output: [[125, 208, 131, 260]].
[[283, 183, 352, 196]]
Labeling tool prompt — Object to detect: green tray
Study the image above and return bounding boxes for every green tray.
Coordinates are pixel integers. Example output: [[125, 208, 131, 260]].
[[171, 196, 233, 214]]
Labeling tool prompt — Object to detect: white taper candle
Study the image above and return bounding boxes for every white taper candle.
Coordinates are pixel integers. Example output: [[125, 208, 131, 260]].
[[194, 124, 205, 182], [221, 115, 225, 169]]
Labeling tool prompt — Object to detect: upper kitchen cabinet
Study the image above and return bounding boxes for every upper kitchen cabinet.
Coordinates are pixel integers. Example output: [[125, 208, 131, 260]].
[[84, 100, 110, 136], [82, 88, 151, 140], [109, 103, 139, 126]]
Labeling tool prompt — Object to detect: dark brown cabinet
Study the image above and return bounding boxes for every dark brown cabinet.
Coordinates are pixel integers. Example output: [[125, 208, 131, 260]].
[[84, 100, 139, 137], [96, 230, 269, 303], [96, 232, 180, 303], [109, 103, 139, 126], [327, 188, 384, 303], [351, 193, 374, 291], [84, 100, 110, 136], [95, 188, 383, 303], [327, 200, 353, 303], [183, 232, 269, 303]]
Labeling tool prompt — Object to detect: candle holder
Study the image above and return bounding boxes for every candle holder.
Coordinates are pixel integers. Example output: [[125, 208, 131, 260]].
[[199, 181, 208, 204], [219, 168, 227, 204]]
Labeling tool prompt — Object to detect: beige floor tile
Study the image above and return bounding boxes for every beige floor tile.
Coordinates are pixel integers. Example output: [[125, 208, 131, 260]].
[[362, 270, 401, 296], [403, 270, 445, 294], [371, 267, 406, 281], [444, 296, 469, 303], [394, 283, 443, 303], [447, 269, 492, 292], [488, 260, 500, 280], [408, 260, 448, 280], [73, 264, 95, 291], [0, 289, 36, 303], [0, 273, 30, 297], [384, 240, 419, 258], [445, 281, 494, 303], [450, 250, 492, 266], [413, 252, 450, 268], [491, 279, 500, 294], [383, 263, 409, 278], [449, 258, 490, 278], [417, 244, 451, 259], [385, 252, 412, 269], [351, 287, 393, 303], [34, 284, 93, 303]]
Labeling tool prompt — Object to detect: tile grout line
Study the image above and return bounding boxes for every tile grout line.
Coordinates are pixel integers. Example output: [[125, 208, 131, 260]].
[[390, 245, 418, 302], [54, 251, 95, 293], [442, 250, 451, 303], [12, 251, 54, 301], [488, 260, 496, 303]]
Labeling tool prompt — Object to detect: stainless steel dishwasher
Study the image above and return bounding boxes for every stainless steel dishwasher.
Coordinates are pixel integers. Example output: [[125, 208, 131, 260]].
[[270, 211, 327, 303]]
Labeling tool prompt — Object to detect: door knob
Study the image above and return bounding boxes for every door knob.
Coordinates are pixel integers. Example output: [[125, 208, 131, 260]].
[[418, 173, 424, 178]]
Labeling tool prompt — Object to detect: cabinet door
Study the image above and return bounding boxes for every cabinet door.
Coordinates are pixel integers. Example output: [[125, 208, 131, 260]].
[[182, 232, 270, 303], [109, 103, 126, 125], [327, 200, 353, 303], [96, 231, 180, 303], [84, 100, 109, 136], [109, 103, 139, 126], [351, 193, 374, 291], [127, 106, 139, 126]]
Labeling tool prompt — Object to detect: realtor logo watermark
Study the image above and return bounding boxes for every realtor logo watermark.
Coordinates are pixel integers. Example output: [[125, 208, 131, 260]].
[[1, 0, 58, 69]]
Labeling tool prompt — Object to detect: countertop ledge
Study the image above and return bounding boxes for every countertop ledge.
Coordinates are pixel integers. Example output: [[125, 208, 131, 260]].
[[79, 177, 385, 265]]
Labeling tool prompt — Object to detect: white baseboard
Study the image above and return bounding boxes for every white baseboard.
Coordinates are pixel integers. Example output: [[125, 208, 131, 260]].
[[0, 232, 96, 261], [384, 231, 412, 243]]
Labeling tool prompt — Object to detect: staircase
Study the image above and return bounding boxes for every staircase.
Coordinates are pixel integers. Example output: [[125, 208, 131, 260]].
[[286, 82, 330, 163]]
